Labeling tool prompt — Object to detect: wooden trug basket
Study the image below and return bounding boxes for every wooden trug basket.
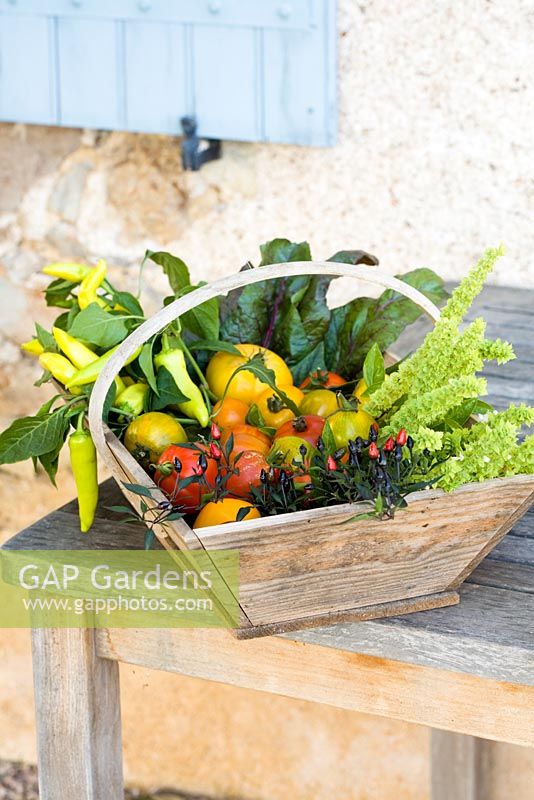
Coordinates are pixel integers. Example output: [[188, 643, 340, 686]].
[[88, 262, 534, 638]]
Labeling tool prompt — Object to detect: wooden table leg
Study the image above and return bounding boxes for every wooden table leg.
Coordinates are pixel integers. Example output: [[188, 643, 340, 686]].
[[31, 628, 124, 800], [431, 729, 485, 800]]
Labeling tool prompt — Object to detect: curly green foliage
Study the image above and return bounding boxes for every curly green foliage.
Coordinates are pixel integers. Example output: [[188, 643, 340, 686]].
[[437, 405, 534, 491], [384, 376, 487, 438], [366, 248, 508, 419], [479, 338, 516, 364], [513, 436, 534, 475], [441, 245, 505, 324]]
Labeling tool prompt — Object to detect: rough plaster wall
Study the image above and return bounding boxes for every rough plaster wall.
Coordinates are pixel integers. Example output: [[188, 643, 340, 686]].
[[0, 0, 534, 797]]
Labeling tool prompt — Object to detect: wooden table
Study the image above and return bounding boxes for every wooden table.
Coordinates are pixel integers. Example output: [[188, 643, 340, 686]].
[[4, 284, 534, 800]]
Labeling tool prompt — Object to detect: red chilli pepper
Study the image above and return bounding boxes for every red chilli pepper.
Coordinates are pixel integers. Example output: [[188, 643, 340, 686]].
[[209, 442, 222, 460], [384, 436, 395, 452], [326, 455, 337, 471], [396, 428, 407, 446], [210, 422, 222, 440], [368, 442, 380, 459]]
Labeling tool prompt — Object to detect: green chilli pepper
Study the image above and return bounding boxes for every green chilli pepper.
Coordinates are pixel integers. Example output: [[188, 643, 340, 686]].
[[115, 382, 149, 417], [66, 344, 141, 389], [68, 413, 98, 533], [154, 337, 209, 427]]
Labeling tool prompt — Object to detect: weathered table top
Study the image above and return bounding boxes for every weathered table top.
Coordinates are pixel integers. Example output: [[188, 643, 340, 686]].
[[5, 284, 534, 746]]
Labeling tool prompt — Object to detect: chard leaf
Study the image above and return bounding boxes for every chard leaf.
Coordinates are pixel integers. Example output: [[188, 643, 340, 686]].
[[147, 251, 190, 294], [327, 250, 379, 266], [0, 408, 69, 465], [69, 303, 128, 349], [178, 285, 220, 341], [259, 239, 312, 265]]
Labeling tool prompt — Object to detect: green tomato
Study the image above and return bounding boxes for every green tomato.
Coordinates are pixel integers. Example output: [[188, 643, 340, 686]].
[[328, 409, 376, 449], [268, 436, 316, 468]]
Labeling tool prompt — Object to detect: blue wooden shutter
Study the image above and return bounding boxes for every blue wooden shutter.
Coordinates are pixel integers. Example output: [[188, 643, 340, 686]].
[[0, 0, 336, 146]]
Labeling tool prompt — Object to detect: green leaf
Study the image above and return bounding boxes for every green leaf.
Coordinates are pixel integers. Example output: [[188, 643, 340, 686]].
[[44, 278, 77, 309], [68, 303, 128, 349], [102, 381, 117, 423], [149, 366, 190, 411], [178, 285, 220, 341], [111, 290, 144, 317], [121, 482, 153, 498], [189, 339, 241, 355], [320, 420, 337, 453], [106, 505, 135, 515], [236, 506, 254, 522], [362, 343, 385, 394], [327, 250, 379, 266], [139, 341, 158, 394], [324, 299, 372, 377], [220, 280, 277, 344], [259, 239, 312, 265], [0, 409, 68, 465], [35, 323, 57, 352], [38, 425, 69, 487], [147, 251, 191, 295]]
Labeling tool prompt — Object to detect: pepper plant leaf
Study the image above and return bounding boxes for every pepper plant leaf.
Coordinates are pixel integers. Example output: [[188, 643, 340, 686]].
[[139, 340, 158, 394], [0, 408, 69, 465], [68, 303, 129, 349], [147, 251, 191, 295], [148, 366, 190, 411]]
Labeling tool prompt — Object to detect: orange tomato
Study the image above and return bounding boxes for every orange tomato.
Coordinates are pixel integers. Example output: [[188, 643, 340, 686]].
[[221, 424, 272, 457], [193, 498, 260, 528], [211, 397, 249, 429], [206, 343, 293, 405], [300, 369, 346, 389]]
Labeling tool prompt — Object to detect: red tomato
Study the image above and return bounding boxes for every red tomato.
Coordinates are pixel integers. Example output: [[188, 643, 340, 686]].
[[300, 370, 346, 389], [225, 451, 269, 500], [155, 444, 218, 512], [274, 415, 325, 446]]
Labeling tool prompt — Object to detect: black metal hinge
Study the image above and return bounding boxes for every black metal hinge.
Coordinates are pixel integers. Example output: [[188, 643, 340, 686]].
[[180, 116, 222, 171]]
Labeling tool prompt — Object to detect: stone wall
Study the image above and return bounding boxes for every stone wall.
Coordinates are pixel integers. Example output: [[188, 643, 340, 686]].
[[1, 0, 534, 797]]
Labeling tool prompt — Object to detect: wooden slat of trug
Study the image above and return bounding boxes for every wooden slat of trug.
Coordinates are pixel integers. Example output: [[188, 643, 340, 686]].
[[95, 625, 534, 747]]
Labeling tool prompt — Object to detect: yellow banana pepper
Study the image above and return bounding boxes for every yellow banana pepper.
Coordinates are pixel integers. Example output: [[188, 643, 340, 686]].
[[42, 262, 92, 283], [39, 353, 81, 395], [21, 339, 44, 356], [52, 327, 98, 369], [78, 259, 107, 309]]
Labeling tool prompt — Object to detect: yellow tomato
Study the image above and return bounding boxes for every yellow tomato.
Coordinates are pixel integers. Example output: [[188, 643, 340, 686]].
[[193, 498, 261, 529], [124, 412, 187, 468], [206, 343, 293, 405], [353, 378, 370, 408], [256, 385, 304, 429], [299, 389, 339, 418]]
